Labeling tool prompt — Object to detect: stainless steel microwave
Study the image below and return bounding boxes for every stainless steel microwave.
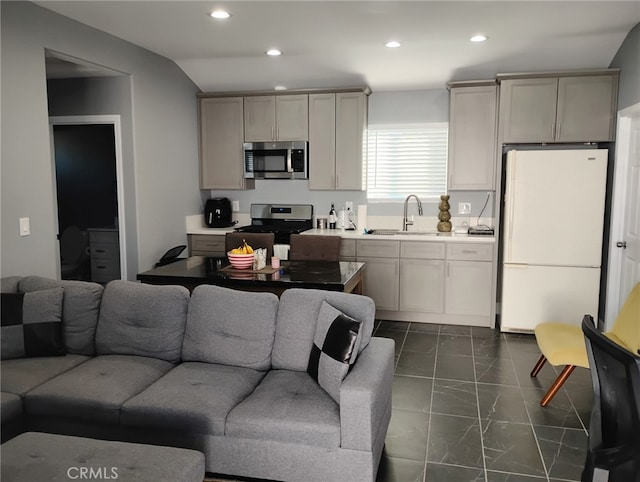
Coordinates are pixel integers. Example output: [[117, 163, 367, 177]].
[[243, 141, 308, 180]]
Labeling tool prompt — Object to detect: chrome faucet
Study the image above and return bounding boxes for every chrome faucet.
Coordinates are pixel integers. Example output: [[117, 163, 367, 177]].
[[403, 194, 423, 231]]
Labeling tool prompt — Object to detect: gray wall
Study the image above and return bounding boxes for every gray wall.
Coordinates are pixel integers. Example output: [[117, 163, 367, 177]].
[[610, 22, 640, 110], [1, 1, 201, 277]]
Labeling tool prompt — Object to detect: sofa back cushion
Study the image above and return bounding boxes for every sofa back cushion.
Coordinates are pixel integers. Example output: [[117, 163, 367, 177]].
[[96, 281, 190, 363], [19, 276, 103, 356], [272, 289, 375, 371], [182, 285, 279, 370]]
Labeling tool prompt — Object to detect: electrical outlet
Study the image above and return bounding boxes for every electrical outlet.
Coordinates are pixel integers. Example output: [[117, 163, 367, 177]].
[[231, 200, 240, 212], [458, 202, 471, 215]]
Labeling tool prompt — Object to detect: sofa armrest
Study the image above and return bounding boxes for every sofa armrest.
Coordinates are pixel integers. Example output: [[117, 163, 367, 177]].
[[340, 337, 395, 451]]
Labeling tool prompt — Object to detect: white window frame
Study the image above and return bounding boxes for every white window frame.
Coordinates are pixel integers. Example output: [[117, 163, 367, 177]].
[[366, 122, 448, 202]]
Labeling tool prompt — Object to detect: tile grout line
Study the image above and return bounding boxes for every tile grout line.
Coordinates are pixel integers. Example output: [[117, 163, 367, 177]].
[[470, 328, 490, 482], [504, 333, 552, 482], [421, 323, 439, 482]]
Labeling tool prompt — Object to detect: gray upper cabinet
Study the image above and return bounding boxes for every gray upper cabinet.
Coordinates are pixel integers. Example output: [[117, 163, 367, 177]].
[[499, 71, 618, 143], [309, 91, 368, 190], [199, 97, 254, 190], [244, 94, 309, 142], [447, 82, 497, 190]]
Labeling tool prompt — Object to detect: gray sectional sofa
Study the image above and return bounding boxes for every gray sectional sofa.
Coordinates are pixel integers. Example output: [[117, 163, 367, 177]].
[[1, 276, 394, 482]]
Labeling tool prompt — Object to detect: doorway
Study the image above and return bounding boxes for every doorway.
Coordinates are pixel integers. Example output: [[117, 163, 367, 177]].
[[50, 116, 126, 282], [605, 102, 640, 328]]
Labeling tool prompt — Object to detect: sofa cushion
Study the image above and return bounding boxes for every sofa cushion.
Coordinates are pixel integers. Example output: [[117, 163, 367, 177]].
[[1, 288, 65, 360], [182, 285, 278, 370], [25, 354, 173, 424], [1, 392, 22, 424], [272, 289, 376, 371], [122, 362, 265, 436], [96, 281, 190, 363], [1, 354, 90, 396], [1, 277, 22, 293], [307, 301, 362, 404], [226, 370, 340, 448], [19, 276, 103, 356]]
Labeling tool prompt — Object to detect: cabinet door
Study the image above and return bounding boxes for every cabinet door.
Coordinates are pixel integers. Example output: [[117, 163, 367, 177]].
[[556, 75, 617, 142], [276, 95, 309, 141], [358, 257, 399, 311], [499, 78, 558, 143], [244, 96, 276, 141], [399, 259, 445, 313], [199, 97, 251, 190], [308, 93, 337, 189], [335, 92, 367, 190], [448, 85, 497, 190], [445, 260, 492, 316]]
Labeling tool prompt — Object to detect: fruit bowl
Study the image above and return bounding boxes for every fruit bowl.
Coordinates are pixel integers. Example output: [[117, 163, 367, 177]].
[[227, 252, 254, 270]]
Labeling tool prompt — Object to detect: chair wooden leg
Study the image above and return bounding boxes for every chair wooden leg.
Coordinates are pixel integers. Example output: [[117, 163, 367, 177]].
[[530, 354, 547, 377], [540, 365, 576, 407]]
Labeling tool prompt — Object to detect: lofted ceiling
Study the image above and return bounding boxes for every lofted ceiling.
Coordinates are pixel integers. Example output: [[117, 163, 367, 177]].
[[37, 1, 640, 93]]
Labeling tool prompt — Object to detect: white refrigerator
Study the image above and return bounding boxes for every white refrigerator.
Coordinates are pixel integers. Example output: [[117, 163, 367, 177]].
[[500, 149, 608, 332]]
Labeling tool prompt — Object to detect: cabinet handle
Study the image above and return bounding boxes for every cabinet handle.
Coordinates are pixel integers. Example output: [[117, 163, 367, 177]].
[[557, 123, 561, 139], [551, 123, 555, 139], [97, 265, 107, 270], [95, 249, 106, 253], [447, 262, 450, 277], [462, 250, 477, 254]]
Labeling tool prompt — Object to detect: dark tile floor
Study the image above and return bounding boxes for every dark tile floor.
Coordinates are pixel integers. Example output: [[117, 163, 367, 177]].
[[375, 320, 593, 482]]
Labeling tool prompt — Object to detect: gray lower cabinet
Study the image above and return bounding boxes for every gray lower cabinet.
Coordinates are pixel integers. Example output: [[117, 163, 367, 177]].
[[188, 234, 226, 256], [88, 228, 120, 283], [399, 241, 446, 313], [356, 237, 494, 326], [356, 239, 400, 311]]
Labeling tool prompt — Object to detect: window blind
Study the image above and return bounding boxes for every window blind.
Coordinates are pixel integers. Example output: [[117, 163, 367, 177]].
[[367, 123, 448, 200]]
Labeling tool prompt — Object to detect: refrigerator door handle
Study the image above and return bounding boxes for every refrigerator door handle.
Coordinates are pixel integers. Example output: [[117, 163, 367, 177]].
[[505, 263, 529, 269], [504, 150, 518, 262]]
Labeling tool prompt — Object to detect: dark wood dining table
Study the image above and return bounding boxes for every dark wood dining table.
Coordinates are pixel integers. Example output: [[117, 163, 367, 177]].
[[137, 256, 365, 296]]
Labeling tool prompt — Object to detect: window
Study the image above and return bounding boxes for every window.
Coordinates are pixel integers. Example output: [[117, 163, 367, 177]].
[[366, 123, 448, 201]]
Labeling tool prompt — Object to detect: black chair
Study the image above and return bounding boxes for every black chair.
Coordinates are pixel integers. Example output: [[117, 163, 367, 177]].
[[288, 234, 341, 261], [581, 315, 640, 482]]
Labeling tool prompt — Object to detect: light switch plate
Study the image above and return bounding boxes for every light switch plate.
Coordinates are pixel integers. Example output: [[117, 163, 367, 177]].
[[19, 217, 30, 236], [232, 200, 240, 212]]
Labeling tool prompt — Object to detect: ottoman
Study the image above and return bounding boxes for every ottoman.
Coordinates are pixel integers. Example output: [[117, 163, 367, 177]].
[[1, 432, 205, 482]]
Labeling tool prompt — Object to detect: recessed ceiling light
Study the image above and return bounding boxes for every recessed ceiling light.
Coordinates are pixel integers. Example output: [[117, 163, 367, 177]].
[[385, 41, 402, 48], [470, 35, 488, 42], [209, 10, 230, 19], [266, 49, 282, 56], [274, 85, 288, 91]]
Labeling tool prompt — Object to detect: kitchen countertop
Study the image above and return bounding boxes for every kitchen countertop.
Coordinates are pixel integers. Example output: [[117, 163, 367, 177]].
[[302, 228, 495, 243]]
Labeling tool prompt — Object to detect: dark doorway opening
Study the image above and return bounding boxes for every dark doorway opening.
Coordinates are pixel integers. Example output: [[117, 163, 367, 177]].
[[52, 123, 120, 282]]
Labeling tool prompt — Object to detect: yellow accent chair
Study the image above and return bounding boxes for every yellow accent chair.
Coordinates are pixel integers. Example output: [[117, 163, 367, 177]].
[[530, 282, 640, 407]]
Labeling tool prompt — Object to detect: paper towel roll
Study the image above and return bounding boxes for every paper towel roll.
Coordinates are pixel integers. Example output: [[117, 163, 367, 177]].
[[273, 244, 290, 260], [357, 205, 367, 229]]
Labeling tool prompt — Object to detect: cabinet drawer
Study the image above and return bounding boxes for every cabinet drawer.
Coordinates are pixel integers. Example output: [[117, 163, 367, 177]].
[[89, 231, 119, 244], [340, 239, 356, 258], [400, 241, 445, 259], [190, 235, 226, 253], [447, 243, 493, 261], [90, 257, 120, 281], [90, 243, 119, 260], [356, 240, 400, 258]]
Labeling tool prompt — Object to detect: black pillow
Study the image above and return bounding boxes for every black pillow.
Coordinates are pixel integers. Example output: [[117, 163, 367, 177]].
[[307, 301, 362, 404], [1, 287, 65, 360]]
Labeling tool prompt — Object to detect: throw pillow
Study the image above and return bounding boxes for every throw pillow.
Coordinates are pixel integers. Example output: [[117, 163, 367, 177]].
[[1, 287, 65, 360], [307, 300, 362, 404]]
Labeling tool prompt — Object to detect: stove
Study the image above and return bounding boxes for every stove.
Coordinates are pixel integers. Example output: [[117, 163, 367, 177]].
[[234, 204, 314, 244]]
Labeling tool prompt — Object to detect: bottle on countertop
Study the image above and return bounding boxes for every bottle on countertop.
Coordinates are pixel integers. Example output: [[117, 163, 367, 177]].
[[329, 203, 337, 229]]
